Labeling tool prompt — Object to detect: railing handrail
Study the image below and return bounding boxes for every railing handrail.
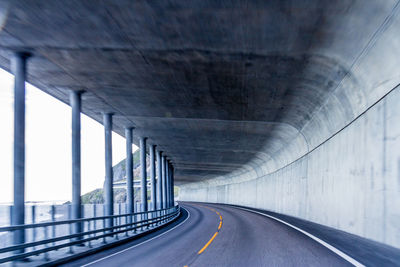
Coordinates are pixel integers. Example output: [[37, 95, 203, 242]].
[[0, 208, 179, 255], [0, 207, 181, 264], [0, 205, 177, 232]]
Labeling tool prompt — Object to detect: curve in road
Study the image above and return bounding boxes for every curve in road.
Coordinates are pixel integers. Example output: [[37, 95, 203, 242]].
[[62, 202, 353, 267]]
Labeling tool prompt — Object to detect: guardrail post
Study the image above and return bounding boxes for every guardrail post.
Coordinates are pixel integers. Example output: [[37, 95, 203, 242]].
[[141, 212, 144, 232], [51, 205, 56, 247], [125, 212, 129, 237], [44, 226, 49, 261], [81, 206, 85, 244], [68, 205, 74, 254], [9, 205, 13, 229], [124, 203, 129, 234], [132, 210, 135, 233], [102, 205, 106, 243], [87, 218, 92, 248], [119, 203, 122, 225], [93, 204, 96, 234], [32, 205, 36, 250]]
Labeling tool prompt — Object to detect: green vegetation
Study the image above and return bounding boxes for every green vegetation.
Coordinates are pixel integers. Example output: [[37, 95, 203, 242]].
[[81, 188, 104, 204]]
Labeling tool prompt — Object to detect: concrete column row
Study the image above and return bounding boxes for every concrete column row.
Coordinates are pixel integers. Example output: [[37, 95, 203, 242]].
[[10, 52, 175, 251], [137, 143, 175, 212], [105, 123, 175, 216]]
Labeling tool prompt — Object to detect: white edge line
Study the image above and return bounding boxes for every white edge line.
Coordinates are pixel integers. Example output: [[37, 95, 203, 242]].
[[82, 208, 191, 267], [235, 207, 365, 267]]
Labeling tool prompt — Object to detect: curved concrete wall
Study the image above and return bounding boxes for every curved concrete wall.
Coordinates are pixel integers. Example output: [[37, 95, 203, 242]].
[[180, 86, 400, 248], [180, 3, 400, 249]]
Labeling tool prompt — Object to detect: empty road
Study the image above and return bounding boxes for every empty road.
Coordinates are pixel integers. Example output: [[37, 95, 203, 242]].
[[61, 202, 352, 267]]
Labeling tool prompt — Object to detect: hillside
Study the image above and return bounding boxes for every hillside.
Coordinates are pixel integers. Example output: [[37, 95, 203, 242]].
[[81, 188, 143, 204], [82, 149, 178, 204], [112, 149, 150, 182], [82, 149, 149, 204]]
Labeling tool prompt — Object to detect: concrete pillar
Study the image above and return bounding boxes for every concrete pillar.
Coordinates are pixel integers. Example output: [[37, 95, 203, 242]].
[[168, 162, 173, 207], [12, 52, 29, 251], [149, 144, 156, 211], [168, 163, 172, 207], [171, 164, 175, 206], [156, 150, 162, 210], [166, 161, 170, 208], [161, 155, 167, 209], [125, 128, 134, 215], [70, 90, 83, 237], [140, 137, 147, 212], [103, 113, 113, 227]]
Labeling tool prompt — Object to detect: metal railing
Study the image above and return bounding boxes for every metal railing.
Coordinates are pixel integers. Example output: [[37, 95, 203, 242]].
[[0, 205, 180, 264]]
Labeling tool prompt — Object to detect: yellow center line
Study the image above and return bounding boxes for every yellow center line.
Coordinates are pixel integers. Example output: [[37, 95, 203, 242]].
[[196, 206, 223, 255], [198, 231, 219, 254], [185, 204, 224, 267]]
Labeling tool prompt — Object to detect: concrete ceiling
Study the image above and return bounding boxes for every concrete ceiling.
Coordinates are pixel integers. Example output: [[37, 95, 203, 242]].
[[0, 0, 398, 185]]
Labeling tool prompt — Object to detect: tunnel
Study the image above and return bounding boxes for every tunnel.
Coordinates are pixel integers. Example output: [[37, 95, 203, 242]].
[[0, 1, 399, 266]]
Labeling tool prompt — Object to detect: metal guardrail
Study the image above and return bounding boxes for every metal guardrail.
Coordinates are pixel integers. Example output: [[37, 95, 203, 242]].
[[0, 205, 180, 264]]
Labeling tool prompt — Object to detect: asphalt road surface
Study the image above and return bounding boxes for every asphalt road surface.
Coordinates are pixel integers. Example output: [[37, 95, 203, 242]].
[[62, 202, 351, 267]]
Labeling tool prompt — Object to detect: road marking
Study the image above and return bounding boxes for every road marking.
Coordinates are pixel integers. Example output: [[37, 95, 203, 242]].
[[235, 207, 365, 267], [182, 204, 224, 267], [198, 232, 218, 254], [195, 205, 223, 255], [82, 209, 191, 267]]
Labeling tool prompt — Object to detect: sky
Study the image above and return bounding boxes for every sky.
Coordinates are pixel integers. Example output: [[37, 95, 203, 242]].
[[0, 68, 137, 204]]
